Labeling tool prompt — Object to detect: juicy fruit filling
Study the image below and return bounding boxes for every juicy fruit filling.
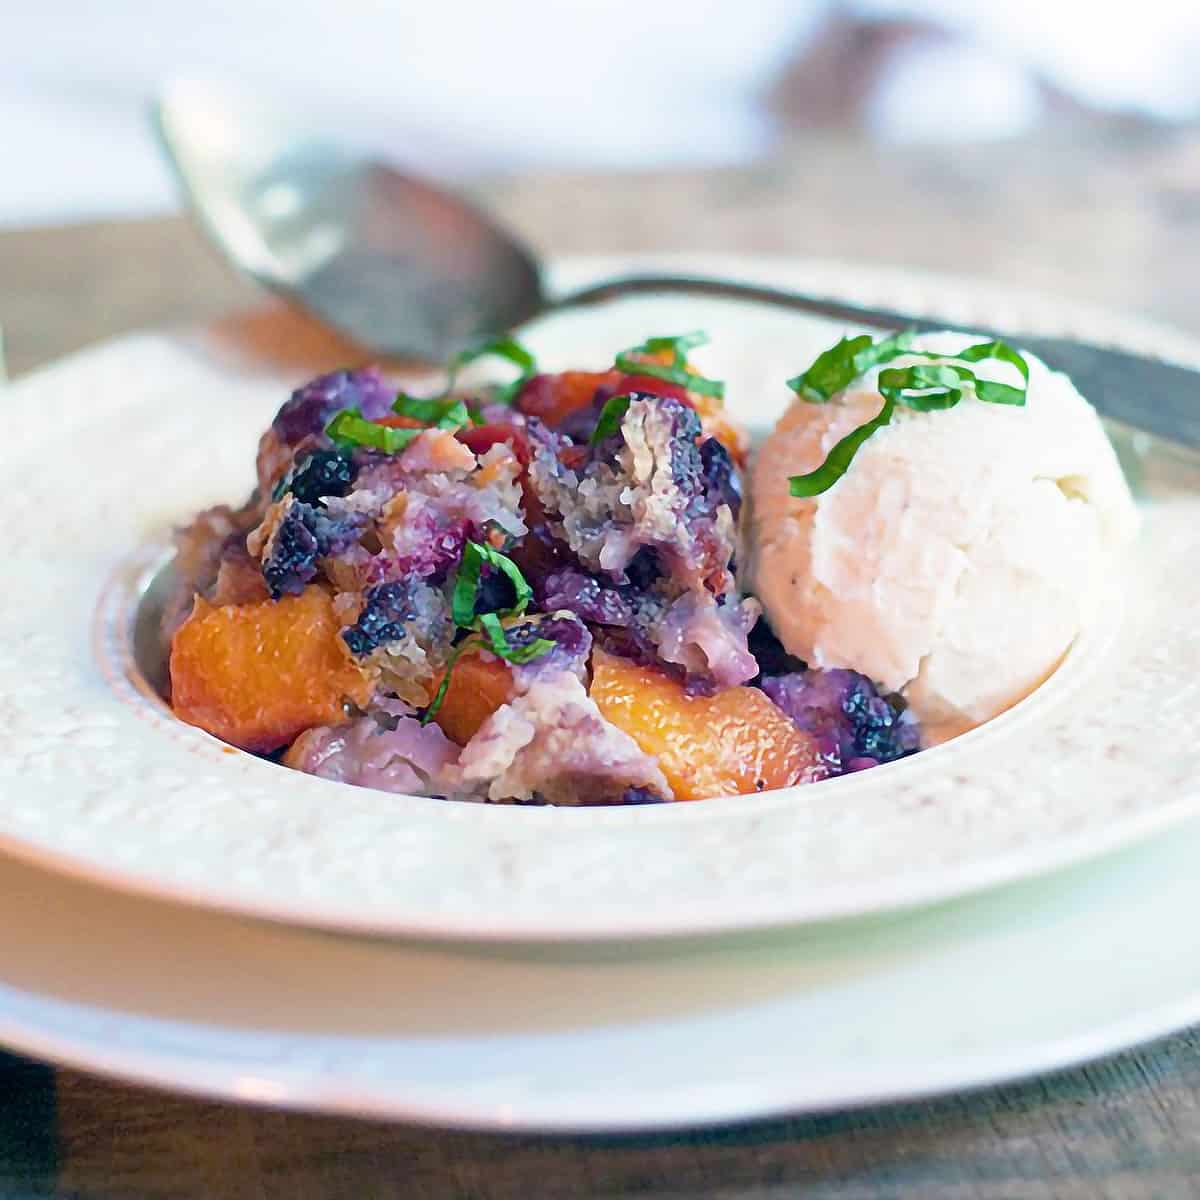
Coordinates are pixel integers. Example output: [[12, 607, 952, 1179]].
[[166, 344, 921, 805]]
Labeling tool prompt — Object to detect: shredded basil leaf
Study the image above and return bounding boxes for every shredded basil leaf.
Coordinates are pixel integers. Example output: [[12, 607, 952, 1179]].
[[590, 394, 632, 445], [325, 410, 421, 454], [451, 541, 535, 627], [786, 330, 923, 402], [614, 355, 725, 398], [503, 636, 556, 664], [789, 395, 896, 498], [447, 335, 537, 404], [957, 340, 1030, 405], [391, 393, 473, 431], [973, 379, 1027, 406], [451, 545, 485, 627], [786, 334, 875, 402], [958, 339, 1030, 384], [855, 329, 918, 371], [636, 331, 710, 358], [487, 549, 534, 616], [786, 333, 1031, 496], [392, 393, 446, 423], [435, 399, 472, 430], [614, 330, 725, 399], [442, 541, 552, 705], [878, 363, 967, 411], [478, 612, 509, 657], [422, 613, 552, 724], [420, 641, 467, 725]]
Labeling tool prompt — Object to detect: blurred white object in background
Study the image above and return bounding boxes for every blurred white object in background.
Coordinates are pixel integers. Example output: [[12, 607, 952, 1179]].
[[865, 38, 1043, 142], [1, 0, 1198, 226], [856, 0, 1200, 122]]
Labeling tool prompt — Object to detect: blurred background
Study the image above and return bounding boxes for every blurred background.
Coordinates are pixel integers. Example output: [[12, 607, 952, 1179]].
[[5, 0, 1200, 227], [5, 0, 1200, 380]]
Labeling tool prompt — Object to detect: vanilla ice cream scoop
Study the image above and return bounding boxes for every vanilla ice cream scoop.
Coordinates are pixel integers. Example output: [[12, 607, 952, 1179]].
[[747, 331, 1138, 743]]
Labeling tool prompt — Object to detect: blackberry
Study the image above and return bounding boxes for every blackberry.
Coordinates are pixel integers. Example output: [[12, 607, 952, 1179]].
[[261, 506, 321, 598], [283, 449, 357, 506], [261, 501, 364, 599], [341, 581, 417, 657]]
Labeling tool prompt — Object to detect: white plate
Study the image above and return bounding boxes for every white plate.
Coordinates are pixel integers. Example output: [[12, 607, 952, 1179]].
[[1, 816, 1200, 1131], [4, 253, 1200, 941]]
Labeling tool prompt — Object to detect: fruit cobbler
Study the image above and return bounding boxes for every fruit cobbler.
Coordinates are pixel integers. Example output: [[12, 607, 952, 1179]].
[[164, 333, 920, 805]]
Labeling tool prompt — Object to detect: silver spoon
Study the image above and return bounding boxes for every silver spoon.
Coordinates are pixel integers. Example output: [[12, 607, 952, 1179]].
[[156, 80, 1200, 449]]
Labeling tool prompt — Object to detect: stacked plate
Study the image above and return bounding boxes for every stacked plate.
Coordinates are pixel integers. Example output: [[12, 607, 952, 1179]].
[[3, 256, 1200, 1131]]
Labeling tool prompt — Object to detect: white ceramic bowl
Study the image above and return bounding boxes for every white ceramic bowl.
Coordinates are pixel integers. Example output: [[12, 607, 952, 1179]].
[[3, 254, 1199, 941]]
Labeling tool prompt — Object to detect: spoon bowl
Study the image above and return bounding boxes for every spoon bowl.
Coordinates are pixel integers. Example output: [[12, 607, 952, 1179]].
[[156, 80, 545, 362]]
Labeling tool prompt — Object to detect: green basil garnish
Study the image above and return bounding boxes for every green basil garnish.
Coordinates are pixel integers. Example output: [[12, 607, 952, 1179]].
[[325, 410, 422, 454], [788, 395, 897, 498], [590, 394, 632, 445], [420, 641, 467, 726], [392, 394, 471, 429], [451, 541, 533, 626], [447, 335, 537, 405], [428, 541, 552, 719], [786, 333, 1030, 496], [614, 330, 724, 399], [878, 363, 968, 411]]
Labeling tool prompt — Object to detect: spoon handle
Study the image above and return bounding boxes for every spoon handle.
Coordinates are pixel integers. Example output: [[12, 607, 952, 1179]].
[[556, 273, 1200, 451]]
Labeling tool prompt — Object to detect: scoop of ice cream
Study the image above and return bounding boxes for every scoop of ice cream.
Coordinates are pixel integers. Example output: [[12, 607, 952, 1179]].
[[747, 331, 1138, 743]]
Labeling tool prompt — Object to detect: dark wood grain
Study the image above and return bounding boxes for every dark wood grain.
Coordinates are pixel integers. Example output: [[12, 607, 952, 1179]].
[[22, 1031, 1200, 1198], [3, 132, 1200, 1197]]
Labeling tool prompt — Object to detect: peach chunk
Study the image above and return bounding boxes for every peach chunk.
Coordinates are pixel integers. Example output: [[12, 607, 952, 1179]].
[[430, 650, 514, 745], [170, 587, 373, 753], [589, 649, 823, 800]]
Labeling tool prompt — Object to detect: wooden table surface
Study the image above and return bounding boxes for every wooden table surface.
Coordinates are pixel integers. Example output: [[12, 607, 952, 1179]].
[[3, 131, 1200, 1198]]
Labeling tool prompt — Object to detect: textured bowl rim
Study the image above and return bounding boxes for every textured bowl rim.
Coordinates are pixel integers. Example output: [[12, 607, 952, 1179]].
[[2, 251, 1198, 942]]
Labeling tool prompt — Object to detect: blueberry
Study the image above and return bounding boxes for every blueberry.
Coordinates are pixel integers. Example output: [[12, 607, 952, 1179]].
[[760, 668, 920, 772], [621, 787, 667, 805]]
